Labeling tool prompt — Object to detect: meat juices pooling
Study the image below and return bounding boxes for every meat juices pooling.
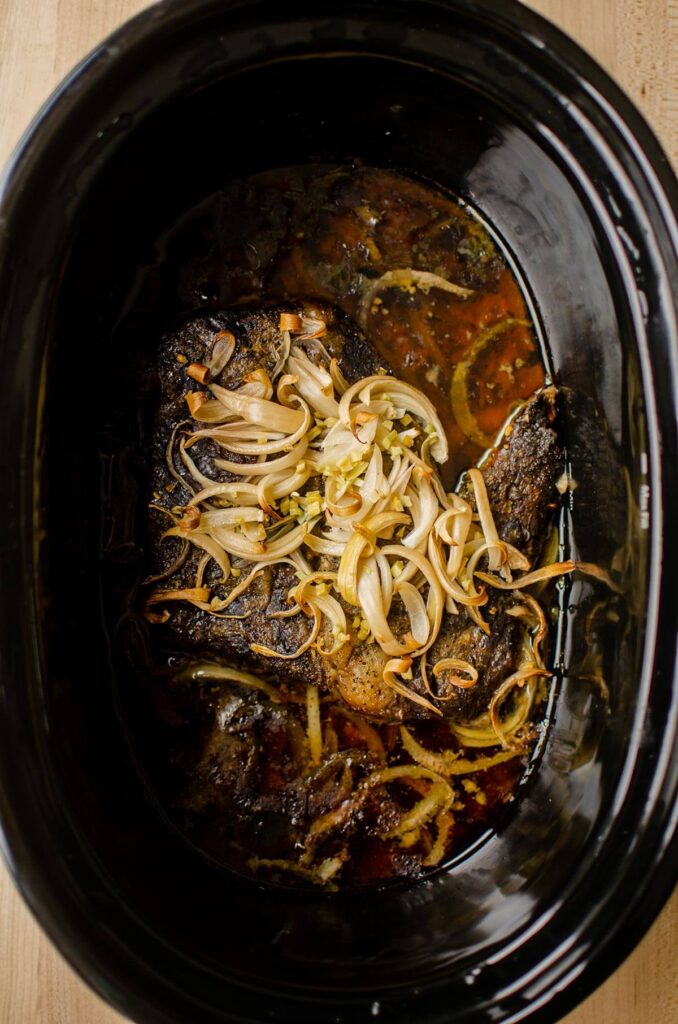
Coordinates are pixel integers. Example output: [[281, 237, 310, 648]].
[[132, 167, 564, 887]]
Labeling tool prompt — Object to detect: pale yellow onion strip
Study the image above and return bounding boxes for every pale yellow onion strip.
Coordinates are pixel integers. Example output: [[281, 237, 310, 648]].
[[163, 527, 230, 581], [210, 381, 305, 433], [339, 376, 448, 464], [190, 396, 312, 456], [243, 520, 267, 543], [289, 547, 314, 578], [145, 586, 210, 606], [376, 551, 394, 617], [250, 602, 321, 660], [401, 726, 522, 776], [357, 559, 418, 657], [475, 560, 576, 591], [209, 567, 265, 612], [490, 667, 551, 748], [314, 595, 350, 657], [382, 657, 442, 716], [187, 398, 234, 424], [207, 525, 265, 557], [188, 423, 286, 440], [419, 653, 439, 701], [276, 372, 300, 408], [368, 460, 413, 520], [401, 729, 522, 774], [305, 763, 447, 850], [430, 471, 454, 511], [268, 605, 303, 621], [437, 499, 473, 578], [432, 658, 479, 689], [194, 551, 210, 588], [399, 726, 458, 775], [358, 443, 387, 508], [467, 468, 506, 572], [198, 507, 266, 527], [166, 420, 197, 495], [326, 488, 362, 519], [382, 779, 453, 840], [337, 531, 376, 608], [380, 545, 444, 658], [296, 315, 328, 341], [346, 405, 381, 446], [289, 345, 335, 394], [304, 533, 346, 558], [237, 368, 274, 399], [188, 481, 260, 507], [507, 591, 548, 667], [447, 749, 524, 774], [362, 764, 449, 790], [461, 541, 505, 603], [291, 571, 339, 606], [205, 329, 235, 378], [324, 470, 364, 521], [265, 523, 319, 562], [287, 350, 339, 418], [271, 330, 291, 381], [575, 561, 624, 594], [394, 581, 430, 646], [402, 472, 439, 552], [427, 531, 487, 608], [358, 268, 473, 328], [214, 436, 308, 476], [423, 810, 455, 867], [177, 663, 281, 702], [360, 381, 448, 463], [248, 857, 338, 888], [179, 439, 222, 489], [449, 680, 536, 748], [306, 685, 323, 763], [336, 512, 409, 606], [257, 464, 314, 516], [222, 522, 312, 564], [330, 358, 349, 395], [320, 419, 369, 455]]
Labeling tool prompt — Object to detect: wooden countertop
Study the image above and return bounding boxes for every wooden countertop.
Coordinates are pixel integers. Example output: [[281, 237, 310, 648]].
[[0, 1, 675, 1021]]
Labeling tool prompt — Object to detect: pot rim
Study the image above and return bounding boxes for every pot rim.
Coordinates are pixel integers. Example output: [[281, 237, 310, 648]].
[[0, 3, 676, 1023]]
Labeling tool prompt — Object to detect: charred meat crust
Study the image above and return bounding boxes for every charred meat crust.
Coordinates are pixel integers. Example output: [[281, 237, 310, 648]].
[[145, 307, 563, 724], [146, 303, 382, 690], [479, 388, 562, 566]]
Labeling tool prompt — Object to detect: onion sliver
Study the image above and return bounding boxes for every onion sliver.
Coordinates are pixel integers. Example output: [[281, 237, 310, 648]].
[[382, 658, 442, 715], [214, 437, 308, 476], [475, 560, 576, 590], [339, 376, 448, 464], [467, 468, 505, 572], [380, 545, 444, 657], [176, 662, 281, 702], [432, 658, 479, 689], [164, 527, 231, 580], [250, 603, 321, 660], [306, 685, 323, 763], [358, 268, 473, 331], [490, 667, 550, 748], [210, 381, 305, 433]]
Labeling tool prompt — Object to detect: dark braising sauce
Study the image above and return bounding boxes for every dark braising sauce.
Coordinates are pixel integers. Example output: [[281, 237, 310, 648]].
[[114, 166, 555, 888]]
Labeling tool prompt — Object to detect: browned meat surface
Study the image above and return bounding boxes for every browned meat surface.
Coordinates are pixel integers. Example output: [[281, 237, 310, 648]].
[[145, 306, 563, 724]]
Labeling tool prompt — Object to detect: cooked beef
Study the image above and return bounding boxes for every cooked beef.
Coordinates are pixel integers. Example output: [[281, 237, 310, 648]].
[[144, 305, 563, 724]]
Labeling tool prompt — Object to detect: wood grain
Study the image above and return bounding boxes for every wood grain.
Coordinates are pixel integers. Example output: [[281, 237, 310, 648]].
[[0, 1, 676, 1022]]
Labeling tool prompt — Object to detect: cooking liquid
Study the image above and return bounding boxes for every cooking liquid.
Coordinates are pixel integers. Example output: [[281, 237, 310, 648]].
[[116, 166, 553, 887]]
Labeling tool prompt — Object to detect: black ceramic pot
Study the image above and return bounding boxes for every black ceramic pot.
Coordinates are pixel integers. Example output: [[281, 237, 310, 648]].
[[1, 2, 676, 1022]]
